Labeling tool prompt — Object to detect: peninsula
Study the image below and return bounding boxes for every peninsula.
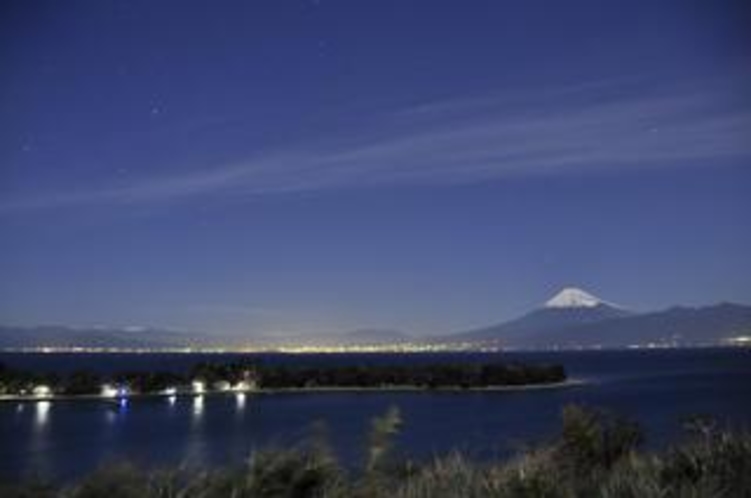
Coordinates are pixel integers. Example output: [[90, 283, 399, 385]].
[[0, 361, 567, 401]]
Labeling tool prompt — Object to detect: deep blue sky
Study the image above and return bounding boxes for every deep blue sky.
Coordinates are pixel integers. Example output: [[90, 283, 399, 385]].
[[1, 0, 750, 336]]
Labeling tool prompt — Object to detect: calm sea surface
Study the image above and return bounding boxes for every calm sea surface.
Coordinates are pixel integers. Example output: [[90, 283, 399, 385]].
[[1, 348, 750, 483]]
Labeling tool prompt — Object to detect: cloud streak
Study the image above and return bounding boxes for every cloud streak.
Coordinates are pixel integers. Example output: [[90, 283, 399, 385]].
[[2, 78, 750, 213]]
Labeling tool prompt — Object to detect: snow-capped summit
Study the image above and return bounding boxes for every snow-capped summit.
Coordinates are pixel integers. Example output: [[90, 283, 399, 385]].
[[544, 287, 605, 309]]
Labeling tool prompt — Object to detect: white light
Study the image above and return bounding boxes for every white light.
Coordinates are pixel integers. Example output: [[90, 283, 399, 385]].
[[192, 381, 205, 394], [32, 385, 52, 398], [33, 385, 51, 398], [162, 387, 177, 396], [101, 384, 118, 398], [236, 392, 246, 410], [167, 395, 177, 406], [232, 380, 250, 392]]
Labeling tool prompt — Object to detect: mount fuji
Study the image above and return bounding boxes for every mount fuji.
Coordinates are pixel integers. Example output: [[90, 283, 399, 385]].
[[543, 287, 620, 309], [447, 287, 631, 346]]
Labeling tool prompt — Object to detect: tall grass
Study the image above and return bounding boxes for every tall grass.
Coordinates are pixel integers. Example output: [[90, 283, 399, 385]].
[[2, 404, 749, 498]]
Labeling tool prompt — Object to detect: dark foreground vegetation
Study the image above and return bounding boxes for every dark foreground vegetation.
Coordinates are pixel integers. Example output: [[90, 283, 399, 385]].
[[2, 405, 749, 497], [0, 361, 566, 396], [253, 362, 566, 389]]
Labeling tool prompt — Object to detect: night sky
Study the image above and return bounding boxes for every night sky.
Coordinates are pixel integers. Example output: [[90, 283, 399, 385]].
[[1, 0, 750, 336]]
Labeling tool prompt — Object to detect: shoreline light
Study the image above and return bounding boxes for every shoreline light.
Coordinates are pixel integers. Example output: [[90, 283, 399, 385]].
[[33, 385, 51, 398], [232, 380, 252, 392], [101, 384, 118, 398]]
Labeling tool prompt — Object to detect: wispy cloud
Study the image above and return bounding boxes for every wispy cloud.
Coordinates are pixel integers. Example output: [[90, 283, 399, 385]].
[[2, 78, 750, 213]]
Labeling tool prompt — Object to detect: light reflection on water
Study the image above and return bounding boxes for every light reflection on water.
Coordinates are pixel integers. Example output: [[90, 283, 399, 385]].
[[34, 401, 51, 427], [184, 395, 208, 467], [236, 393, 246, 411], [193, 395, 204, 417], [27, 400, 53, 478], [104, 408, 117, 424]]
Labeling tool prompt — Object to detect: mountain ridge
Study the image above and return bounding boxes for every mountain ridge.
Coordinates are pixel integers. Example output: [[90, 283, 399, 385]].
[[445, 292, 751, 349]]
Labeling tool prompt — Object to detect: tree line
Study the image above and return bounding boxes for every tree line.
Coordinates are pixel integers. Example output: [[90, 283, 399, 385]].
[[0, 360, 565, 396]]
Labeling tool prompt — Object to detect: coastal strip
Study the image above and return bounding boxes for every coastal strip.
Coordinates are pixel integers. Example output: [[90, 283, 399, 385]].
[[1, 360, 570, 402]]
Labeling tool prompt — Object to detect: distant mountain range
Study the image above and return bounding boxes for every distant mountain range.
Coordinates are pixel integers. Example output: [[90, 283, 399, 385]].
[[1, 287, 750, 350], [444, 287, 751, 349], [0, 325, 412, 350], [242, 329, 413, 348], [0, 325, 194, 350], [340, 328, 412, 345]]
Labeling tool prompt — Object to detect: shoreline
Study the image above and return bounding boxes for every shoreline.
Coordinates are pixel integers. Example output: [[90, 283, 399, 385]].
[[256, 378, 585, 394], [0, 378, 585, 403]]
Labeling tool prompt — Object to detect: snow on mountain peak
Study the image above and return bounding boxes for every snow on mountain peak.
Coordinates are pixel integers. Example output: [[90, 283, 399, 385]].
[[544, 287, 604, 308]]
